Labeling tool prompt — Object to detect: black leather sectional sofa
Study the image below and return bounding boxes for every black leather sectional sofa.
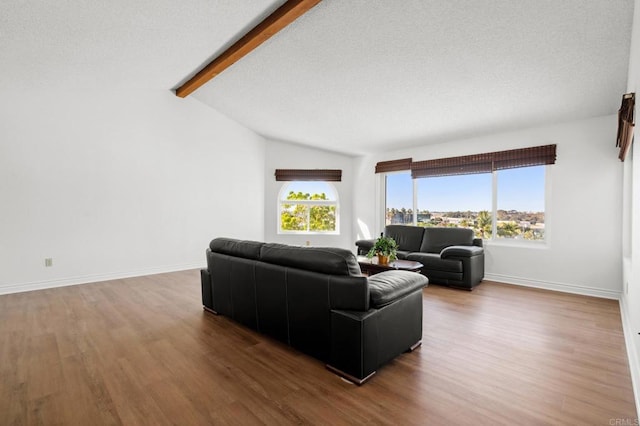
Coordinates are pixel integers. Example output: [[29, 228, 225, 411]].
[[200, 238, 428, 384], [356, 225, 485, 290]]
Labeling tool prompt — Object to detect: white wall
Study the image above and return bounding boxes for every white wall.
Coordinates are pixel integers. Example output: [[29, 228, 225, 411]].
[[621, 0, 640, 413], [0, 90, 266, 294], [264, 140, 354, 249], [354, 115, 622, 298]]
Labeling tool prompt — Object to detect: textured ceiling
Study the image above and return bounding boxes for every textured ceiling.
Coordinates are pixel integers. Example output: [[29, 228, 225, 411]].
[[1, 0, 634, 156], [193, 0, 634, 155], [0, 0, 285, 91]]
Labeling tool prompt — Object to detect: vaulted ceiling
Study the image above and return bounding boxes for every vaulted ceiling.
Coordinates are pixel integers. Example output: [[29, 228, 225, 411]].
[[1, 0, 634, 155]]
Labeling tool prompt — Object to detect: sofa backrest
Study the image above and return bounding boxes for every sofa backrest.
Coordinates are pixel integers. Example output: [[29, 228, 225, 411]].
[[260, 243, 362, 277], [208, 238, 362, 277], [209, 237, 264, 260], [385, 225, 425, 252], [420, 227, 474, 253]]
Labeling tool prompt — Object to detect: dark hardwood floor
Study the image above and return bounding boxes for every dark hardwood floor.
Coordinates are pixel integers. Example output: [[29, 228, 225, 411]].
[[0, 270, 637, 425]]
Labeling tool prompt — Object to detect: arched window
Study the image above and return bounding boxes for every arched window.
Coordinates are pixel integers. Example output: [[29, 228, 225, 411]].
[[278, 181, 339, 234]]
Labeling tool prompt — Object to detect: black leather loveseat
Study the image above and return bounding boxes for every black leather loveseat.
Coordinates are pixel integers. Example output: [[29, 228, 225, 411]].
[[200, 237, 428, 384], [356, 225, 484, 290]]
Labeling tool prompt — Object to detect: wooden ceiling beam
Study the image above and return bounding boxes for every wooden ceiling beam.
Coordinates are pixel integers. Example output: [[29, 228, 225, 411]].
[[175, 0, 322, 98]]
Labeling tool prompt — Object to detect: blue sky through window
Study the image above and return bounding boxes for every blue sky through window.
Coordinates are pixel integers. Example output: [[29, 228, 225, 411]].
[[387, 166, 545, 212], [497, 166, 545, 212], [417, 173, 491, 212]]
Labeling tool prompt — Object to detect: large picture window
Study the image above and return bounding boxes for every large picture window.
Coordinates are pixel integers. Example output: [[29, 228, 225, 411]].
[[385, 168, 546, 241], [279, 181, 339, 234], [381, 145, 554, 242]]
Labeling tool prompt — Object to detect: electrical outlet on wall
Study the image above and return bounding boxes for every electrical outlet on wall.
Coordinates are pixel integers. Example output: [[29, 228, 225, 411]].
[[44, 258, 53, 267]]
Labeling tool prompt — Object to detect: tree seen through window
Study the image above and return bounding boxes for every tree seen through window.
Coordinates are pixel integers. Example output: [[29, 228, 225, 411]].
[[279, 182, 338, 233]]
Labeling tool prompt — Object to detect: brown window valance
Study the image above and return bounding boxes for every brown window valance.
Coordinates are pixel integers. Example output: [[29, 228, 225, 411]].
[[375, 158, 412, 173], [617, 92, 635, 162], [411, 145, 557, 178], [275, 169, 342, 181]]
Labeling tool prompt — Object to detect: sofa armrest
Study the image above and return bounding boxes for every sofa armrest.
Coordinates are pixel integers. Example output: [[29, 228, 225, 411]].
[[355, 239, 376, 255], [329, 275, 370, 311], [473, 238, 483, 248], [440, 245, 484, 259], [329, 289, 424, 383]]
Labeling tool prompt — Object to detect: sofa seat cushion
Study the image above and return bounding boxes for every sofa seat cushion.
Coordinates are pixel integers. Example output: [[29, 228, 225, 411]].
[[368, 271, 428, 308], [406, 252, 463, 273]]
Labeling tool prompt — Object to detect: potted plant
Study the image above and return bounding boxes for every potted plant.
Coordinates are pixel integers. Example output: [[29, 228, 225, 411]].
[[366, 235, 398, 265]]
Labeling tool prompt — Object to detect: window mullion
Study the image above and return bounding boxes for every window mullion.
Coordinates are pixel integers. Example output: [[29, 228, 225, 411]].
[[492, 171, 498, 239], [412, 178, 418, 225]]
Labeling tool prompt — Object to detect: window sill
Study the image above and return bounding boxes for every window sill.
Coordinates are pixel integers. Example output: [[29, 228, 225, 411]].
[[483, 239, 548, 250], [277, 231, 340, 236]]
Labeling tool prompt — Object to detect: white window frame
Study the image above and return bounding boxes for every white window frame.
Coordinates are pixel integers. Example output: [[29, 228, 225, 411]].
[[380, 167, 549, 245], [278, 182, 340, 235]]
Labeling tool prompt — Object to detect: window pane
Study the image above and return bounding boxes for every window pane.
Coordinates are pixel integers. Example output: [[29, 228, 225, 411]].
[[281, 203, 308, 231], [497, 166, 545, 240], [416, 174, 492, 238], [385, 172, 413, 225], [309, 205, 336, 231]]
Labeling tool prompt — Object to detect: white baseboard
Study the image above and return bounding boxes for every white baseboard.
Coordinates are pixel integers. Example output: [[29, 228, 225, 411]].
[[484, 273, 622, 300], [0, 262, 204, 295], [620, 296, 640, 418]]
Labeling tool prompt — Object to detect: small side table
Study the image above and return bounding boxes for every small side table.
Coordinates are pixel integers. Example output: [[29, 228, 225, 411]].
[[357, 256, 423, 276]]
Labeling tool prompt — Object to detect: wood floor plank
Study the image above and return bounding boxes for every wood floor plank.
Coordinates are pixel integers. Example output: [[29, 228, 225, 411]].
[[0, 270, 637, 425]]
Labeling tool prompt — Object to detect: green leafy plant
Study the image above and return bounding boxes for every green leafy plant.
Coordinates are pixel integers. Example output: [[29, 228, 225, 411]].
[[366, 236, 398, 262], [281, 191, 336, 232]]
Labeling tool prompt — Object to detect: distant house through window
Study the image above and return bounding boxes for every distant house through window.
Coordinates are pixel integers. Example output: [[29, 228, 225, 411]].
[[278, 181, 339, 234]]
